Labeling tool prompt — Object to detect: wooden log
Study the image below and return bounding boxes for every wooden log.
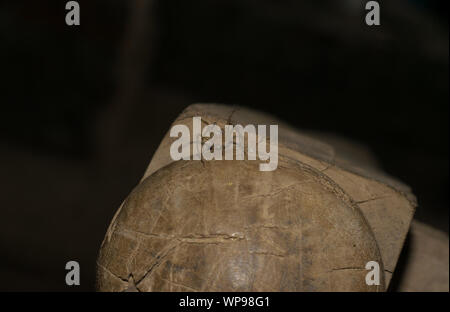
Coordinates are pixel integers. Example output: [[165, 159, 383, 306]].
[[96, 103, 416, 291]]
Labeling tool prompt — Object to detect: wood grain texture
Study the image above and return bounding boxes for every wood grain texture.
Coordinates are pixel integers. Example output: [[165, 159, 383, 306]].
[[97, 103, 417, 291]]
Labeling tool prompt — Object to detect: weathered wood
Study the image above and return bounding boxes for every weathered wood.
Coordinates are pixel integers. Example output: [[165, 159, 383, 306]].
[[97, 103, 416, 291], [397, 220, 449, 292]]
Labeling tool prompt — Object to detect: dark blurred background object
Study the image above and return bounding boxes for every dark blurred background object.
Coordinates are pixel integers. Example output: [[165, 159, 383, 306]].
[[0, 0, 447, 291]]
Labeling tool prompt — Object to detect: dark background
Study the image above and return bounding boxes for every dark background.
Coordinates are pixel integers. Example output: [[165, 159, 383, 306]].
[[0, 0, 447, 291]]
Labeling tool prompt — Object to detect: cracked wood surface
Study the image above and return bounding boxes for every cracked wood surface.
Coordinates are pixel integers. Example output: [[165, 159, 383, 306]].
[[97, 160, 383, 291], [97, 103, 416, 291]]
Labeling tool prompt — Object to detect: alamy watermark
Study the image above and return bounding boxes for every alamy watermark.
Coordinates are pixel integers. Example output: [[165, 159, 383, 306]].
[[365, 260, 381, 286], [169, 117, 278, 171], [65, 260, 80, 286], [65, 1, 80, 26]]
